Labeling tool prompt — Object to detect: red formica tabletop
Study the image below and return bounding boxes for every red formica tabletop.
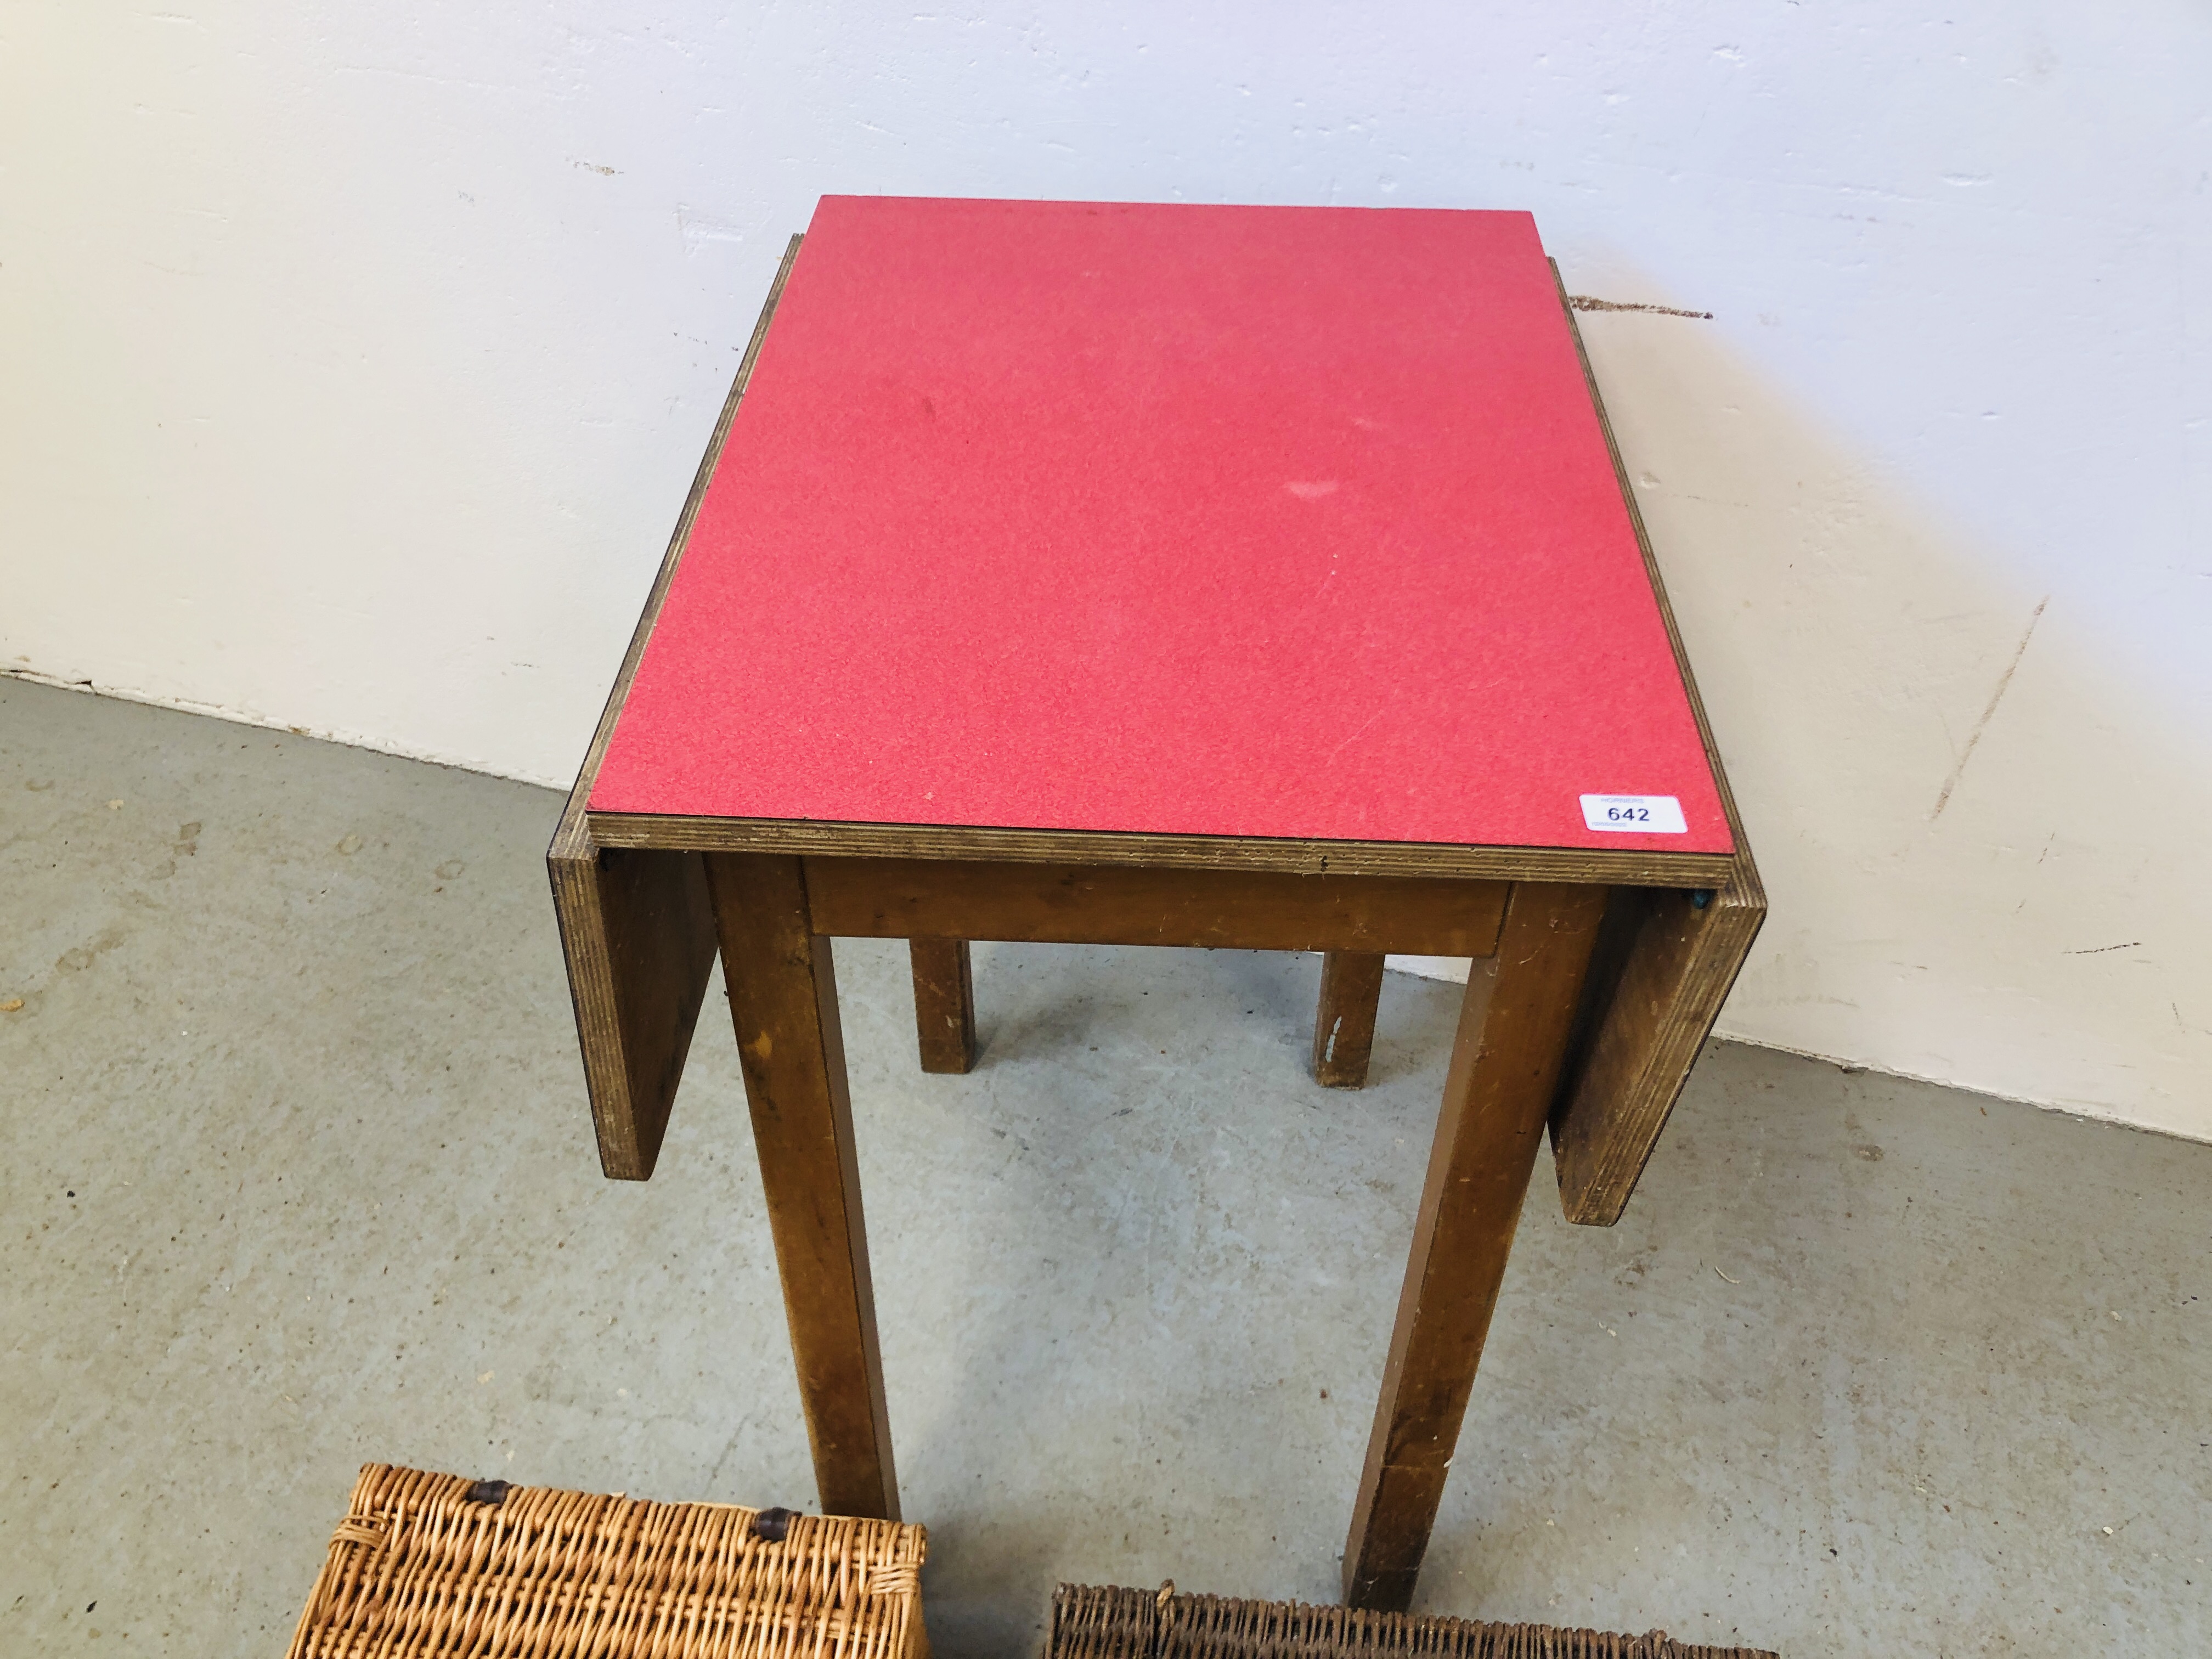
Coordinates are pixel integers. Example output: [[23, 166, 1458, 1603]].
[[592, 195, 1731, 859]]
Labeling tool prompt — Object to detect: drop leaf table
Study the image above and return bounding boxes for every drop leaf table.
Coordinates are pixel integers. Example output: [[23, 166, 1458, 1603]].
[[550, 196, 1763, 1612]]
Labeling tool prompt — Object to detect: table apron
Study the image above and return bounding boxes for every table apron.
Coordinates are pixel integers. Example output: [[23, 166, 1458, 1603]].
[[800, 856, 1509, 957]]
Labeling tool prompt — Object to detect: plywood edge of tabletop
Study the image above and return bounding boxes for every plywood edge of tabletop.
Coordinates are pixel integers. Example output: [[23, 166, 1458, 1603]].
[[1544, 258, 1770, 1226], [587, 812, 1739, 888], [547, 234, 804, 1181]]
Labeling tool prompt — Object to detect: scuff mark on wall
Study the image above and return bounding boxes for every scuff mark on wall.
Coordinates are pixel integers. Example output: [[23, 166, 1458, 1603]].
[[1928, 595, 2049, 822], [678, 208, 746, 254], [1568, 295, 1713, 319]]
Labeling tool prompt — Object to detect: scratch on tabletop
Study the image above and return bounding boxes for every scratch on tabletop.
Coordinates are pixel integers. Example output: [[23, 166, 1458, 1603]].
[[2064, 942, 2141, 956], [1325, 707, 1387, 764], [1929, 596, 2049, 822]]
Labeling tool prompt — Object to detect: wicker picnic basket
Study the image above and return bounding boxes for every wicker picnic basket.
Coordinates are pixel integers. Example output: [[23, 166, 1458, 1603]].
[[286, 1464, 927, 1659], [1045, 1582, 1775, 1659]]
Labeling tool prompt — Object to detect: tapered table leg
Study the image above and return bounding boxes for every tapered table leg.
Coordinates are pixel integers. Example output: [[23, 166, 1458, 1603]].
[[1342, 881, 1607, 1610], [909, 937, 978, 1074], [706, 852, 899, 1521], [1313, 950, 1385, 1087]]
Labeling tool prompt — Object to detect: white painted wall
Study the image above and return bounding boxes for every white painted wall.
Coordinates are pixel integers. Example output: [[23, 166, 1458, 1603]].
[[4, 6, 2207, 1136]]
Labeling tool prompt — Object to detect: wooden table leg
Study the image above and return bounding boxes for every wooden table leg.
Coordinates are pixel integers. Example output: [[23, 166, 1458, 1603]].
[[705, 853, 899, 1521], [908, 937, 978, 1074], [1342, 882, 1607, 1610], [1312, 950, 1385, 1088]]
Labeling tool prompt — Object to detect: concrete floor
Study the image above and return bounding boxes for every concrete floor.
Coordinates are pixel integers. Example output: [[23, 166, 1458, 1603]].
[[2, 678, 2206, 1658]]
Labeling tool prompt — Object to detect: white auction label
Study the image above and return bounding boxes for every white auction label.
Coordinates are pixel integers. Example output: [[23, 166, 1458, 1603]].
[[1580, 793, 1688, 833]]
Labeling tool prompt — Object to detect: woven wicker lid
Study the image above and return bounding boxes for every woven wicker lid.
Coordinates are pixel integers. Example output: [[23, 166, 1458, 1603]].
[[288, 1463, 927, 1659], [1047, 1582, 1775, 1659]]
